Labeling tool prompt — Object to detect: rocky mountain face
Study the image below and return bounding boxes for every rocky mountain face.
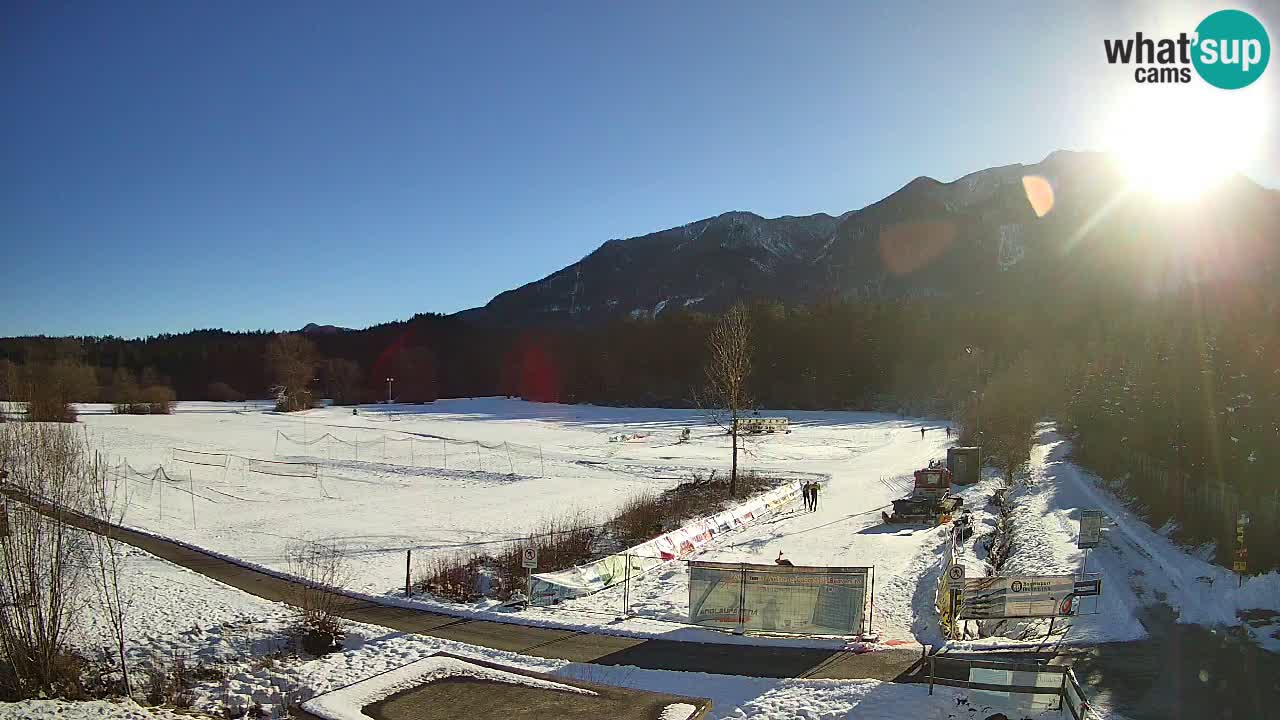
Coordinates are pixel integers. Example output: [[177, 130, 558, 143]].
[[461, 151, 1279, 326]]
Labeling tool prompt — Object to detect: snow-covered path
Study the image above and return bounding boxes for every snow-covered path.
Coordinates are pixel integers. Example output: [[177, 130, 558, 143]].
[[949, 424, 1280, 652], [561, 422, 970, 642]]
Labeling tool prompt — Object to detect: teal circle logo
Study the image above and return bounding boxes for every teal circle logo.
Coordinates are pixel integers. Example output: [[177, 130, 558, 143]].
[[1193, 10, 1270, 89]]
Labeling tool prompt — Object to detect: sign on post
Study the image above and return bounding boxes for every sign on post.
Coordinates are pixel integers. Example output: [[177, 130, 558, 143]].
[[1234, 513, 1249, 579], [521, 547, 539, 569], [959, 575, 1081, 619], [1073, 578, 1102, 597], [948, 564, 965, 636], [1078, 509, 1104, 549]]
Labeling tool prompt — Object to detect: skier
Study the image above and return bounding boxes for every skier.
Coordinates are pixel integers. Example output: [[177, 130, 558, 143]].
[[921, 426, 926, 439], [946, 426, 951, 438], [810, 481, 820, 512], [802, 482, 812, 511]]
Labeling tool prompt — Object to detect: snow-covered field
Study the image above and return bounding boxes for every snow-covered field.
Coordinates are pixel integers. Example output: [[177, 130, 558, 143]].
[[83, 398, 957, 644], [75, 400, 1280, 653]]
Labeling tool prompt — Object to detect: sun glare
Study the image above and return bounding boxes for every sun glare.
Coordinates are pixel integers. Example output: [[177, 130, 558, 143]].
[[1105, 86, 1268, 201]]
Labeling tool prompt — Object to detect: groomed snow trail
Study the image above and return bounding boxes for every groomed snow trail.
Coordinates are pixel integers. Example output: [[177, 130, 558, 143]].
[[561, 421, 966, 643], [946, 423, 1280, 652]]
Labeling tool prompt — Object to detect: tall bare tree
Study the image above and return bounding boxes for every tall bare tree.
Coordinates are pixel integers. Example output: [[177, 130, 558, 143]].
[[322, 358, 366, 406], [266, 334, 318, 412], [703, 304, 753, 496], [86, 458, 133, 697]]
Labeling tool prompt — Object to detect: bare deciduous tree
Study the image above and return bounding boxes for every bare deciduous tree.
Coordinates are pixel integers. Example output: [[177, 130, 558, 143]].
[[702, 303, 753, 496], [85, 459, 134, 697], [0, 359, 17, 405], [322, 358, 366, 406], [266, 334, 318, 412]]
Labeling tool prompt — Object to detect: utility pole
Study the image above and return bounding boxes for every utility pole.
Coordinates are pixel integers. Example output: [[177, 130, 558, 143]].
[[386, 377, 394, 405], [966, 346, 982, 441]]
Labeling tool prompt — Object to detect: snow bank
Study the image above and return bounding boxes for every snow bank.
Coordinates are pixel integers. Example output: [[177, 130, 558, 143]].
[[0, 699, 196, 720]]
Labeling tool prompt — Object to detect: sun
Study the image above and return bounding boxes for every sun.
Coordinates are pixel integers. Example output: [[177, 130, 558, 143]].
[[1104, 86, 1268, 200]]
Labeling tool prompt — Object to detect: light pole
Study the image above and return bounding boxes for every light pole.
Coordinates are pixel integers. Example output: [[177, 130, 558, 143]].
[[966, 347, 981, 442], [386, 377, 394, 405]]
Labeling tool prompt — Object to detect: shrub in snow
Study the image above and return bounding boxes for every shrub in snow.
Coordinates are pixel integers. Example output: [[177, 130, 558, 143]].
[[283, 540, 349, 656]]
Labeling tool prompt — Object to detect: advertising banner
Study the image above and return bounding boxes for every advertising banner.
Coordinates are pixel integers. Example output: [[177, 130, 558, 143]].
[[529, 480, 804, 604], [959, 575, 1079, 619], [689, 561, 869, 635]]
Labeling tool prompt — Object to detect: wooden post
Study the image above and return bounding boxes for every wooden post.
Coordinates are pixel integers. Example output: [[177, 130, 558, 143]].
[[621, 554, 631, 619], [405, 549, 412, 597], [539, 446, 545, 477], [928, 656, 935, 695], [189, 468, 197, 529], [867, 566, 875, 637]]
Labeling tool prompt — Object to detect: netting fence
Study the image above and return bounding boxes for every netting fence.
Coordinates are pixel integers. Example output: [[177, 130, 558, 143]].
[[108, 459, 217, 527], [273, 430, 546, 476]]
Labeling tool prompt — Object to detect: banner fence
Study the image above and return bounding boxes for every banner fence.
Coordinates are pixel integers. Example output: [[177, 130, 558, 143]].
[[688, 561, 872, 636], [529, 480, 806, 605]]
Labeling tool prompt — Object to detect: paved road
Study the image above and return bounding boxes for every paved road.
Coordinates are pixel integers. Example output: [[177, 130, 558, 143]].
[[1, 485, 922, 680]]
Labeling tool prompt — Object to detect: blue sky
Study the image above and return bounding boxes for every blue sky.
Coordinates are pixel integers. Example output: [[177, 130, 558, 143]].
[[3, 1, 1276, 337]]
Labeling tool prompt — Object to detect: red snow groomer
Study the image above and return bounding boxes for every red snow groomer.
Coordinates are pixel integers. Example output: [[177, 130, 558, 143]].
[[882, 461, 963, 525]]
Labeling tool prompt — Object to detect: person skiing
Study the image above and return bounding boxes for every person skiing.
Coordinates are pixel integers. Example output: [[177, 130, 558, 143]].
[[921, 426, 926, 439], [802, 482, 812, 511], [946, 426, 952, 438], [810, 481, 820, 512]]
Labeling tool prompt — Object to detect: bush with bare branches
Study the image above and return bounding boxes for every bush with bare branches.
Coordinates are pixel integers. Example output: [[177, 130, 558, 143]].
[[0, 423, 98, 697], [206, 381, 245, 403], [283, 540, 348, 655], [22, 363, 84, 422], [419, 512, 600, 602]]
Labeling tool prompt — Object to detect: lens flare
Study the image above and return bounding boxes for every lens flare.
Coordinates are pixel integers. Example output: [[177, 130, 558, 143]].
[[1021, 175, 1055, 217], [1104, 85, 1268, 201]]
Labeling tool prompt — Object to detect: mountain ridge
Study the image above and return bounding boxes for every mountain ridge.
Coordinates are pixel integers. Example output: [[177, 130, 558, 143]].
[[463, 149, 1280, 327]]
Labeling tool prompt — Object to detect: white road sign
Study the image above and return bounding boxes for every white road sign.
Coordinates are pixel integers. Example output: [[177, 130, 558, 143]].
[[521, 547, 538, 569], [1079, 509, 1105, 549]]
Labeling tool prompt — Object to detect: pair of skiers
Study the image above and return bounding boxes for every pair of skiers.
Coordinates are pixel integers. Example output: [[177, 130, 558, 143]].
[[801, 481, 821, 512]]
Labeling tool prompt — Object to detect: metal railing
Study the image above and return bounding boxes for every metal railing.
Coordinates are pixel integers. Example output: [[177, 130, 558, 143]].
[[923, 655, 1094, 718]]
